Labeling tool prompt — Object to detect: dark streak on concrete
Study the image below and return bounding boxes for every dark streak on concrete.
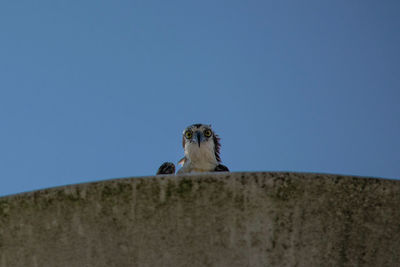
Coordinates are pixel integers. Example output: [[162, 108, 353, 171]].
[[0, 172, 399, 267]]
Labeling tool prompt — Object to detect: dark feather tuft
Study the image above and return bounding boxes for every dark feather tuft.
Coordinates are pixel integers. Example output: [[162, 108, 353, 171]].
[[192, 123, 202, 128], [213, 134, 222, 163], [157, 162, 176, 175], [214, 164, 229, 172]]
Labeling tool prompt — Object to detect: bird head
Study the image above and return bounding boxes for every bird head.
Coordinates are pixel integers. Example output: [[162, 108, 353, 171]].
[[181, 123, 222, 163]]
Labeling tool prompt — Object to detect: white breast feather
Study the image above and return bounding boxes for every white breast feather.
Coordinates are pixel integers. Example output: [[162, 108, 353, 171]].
[[180, 141, 217, 173]]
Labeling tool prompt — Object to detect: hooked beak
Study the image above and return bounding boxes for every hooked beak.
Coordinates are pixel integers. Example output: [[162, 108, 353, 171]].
[[196, 132, 201, 147]]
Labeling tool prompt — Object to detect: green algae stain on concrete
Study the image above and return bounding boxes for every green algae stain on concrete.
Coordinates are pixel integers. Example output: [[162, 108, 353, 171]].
[[163, 177, 197, 200], [267, 176, 302, 203], [176, 178, 194, 196], [1, 172, 400, 267], [101, 182, 133, 201], [0, 200, 10, 227]]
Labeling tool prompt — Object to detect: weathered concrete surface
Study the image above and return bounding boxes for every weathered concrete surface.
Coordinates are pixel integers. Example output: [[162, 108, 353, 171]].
[[0, 172, 399, 267]]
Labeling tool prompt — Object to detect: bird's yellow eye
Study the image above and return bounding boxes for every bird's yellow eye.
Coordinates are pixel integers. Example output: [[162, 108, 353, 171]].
[[185, 130, 193, 139], [204, 129, 212, 137]]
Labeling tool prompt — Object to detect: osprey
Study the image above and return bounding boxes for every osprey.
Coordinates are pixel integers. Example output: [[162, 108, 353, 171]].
[[157, 123, 229, 174]]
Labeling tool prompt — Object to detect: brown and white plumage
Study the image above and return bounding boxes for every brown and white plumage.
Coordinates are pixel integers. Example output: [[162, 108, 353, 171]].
[[156, 123, 229, 175]]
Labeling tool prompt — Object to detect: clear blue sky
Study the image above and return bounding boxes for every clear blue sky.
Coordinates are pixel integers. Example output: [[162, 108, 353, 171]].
[[1, 1, 399, 196]]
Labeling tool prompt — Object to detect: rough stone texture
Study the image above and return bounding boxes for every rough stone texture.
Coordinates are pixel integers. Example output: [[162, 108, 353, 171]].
[[0, 172, 399, 267]]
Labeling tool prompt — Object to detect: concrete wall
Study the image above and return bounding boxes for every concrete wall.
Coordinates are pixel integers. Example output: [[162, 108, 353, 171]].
[[0, 172, 399, 267]]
